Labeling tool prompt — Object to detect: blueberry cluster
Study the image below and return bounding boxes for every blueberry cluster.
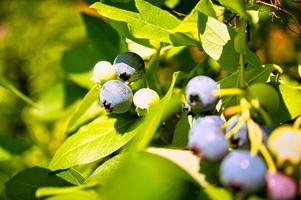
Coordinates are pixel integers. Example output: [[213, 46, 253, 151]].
[[92, 52, 159, 114], [184, 76, 298, 199]]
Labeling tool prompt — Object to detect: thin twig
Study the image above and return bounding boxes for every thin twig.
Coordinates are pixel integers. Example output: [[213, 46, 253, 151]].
[[257, 0, 301, 38]]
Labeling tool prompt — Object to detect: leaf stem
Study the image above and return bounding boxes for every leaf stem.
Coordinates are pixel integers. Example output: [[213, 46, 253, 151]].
[[238, 53, 246, 89], [259, 145, 277, 172]]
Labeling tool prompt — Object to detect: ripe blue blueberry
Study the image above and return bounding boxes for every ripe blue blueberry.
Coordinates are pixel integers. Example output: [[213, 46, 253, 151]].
[[185, 75, 219, 113], [220, 150, 267, 193], [225, 116, 248, 147], [226, 116, 268, 147], [266, 172, 297, 200], [188, 116, 228, 162], [114, 52, 144, 82], [99, 80, 133, 113]]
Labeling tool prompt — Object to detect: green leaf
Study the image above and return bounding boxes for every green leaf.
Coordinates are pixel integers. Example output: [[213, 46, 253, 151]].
[[219, 64, 275, 88], [217, 0, 248, 18], [234, 20, 247, 54], [128, 72, 182, 150], [148, 148, 232, 199], [48, 114, 139, 170], [171, 112, 190, 148], [164, 0, 180, 9], [270, 82, 301, 123], [86, 154, 125, 184], [91, 2, 170, 43], [66, 84, 101, 133], [5, 167, 73, 200], [31, 82, 86, 121], [44, 190, 100, 200], [198, 12, 231, 60], [202, 185, 233, 200], [0, 75, 36, 107], [56, 169, 85, 186], [298, 65, 301, 78], [246, 48, 261, 69], [0, 146, 11, 162], [247, 83, 279, 114], [145, 46, 162, 93], [62, 14, 125, 89], [91, 1, 197, 46], [147, 148, 206, 186], [0, 134, 30, 155], [99, 152, 201, 200], [219, 64, 275, 107], [135, 0, 181, 29], [174, 0, 216, 34]]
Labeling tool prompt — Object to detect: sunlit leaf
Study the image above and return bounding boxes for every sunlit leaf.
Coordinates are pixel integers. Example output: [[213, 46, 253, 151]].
[[44, 190, 100, 200], [128, 72, 182, 150], [86, 154, 125, 184], [49, 114, 139, 170], [198, 12, 231, 60], [66, 84, 101, 133], [99, 152, 201, 200]]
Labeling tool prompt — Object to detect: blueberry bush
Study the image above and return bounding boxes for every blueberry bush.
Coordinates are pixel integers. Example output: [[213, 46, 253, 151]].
[[1, 0, 301, 199]]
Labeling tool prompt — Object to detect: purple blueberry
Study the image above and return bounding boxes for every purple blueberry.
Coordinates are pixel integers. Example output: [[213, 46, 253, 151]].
[[226, 116, 248, 147], [266, 172, 297, 200], [220, 150, 267, 193], [100, 80, 133, 113], [114, 52, 144, 82], [185, 76, 219, 113], [188, 116, 228, 162]]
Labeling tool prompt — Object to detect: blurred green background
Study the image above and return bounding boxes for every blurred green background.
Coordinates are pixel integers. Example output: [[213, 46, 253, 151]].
[[0, 0, 300, 199]]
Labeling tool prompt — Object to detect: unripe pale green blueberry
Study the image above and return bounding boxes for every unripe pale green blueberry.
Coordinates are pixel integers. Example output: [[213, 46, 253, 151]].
[[133, 88, 160, 110], [92, 61, 116, 83]]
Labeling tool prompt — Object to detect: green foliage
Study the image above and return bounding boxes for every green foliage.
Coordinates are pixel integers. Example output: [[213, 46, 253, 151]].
[[49, 114, 139, 170], [0, 75, 36, 107], [1, 0, 301, 199], [270, 82, 301, 123]]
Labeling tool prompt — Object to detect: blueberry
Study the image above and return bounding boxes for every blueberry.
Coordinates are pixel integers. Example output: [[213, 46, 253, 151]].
[[188, 116, 228, 162], [99, 80, 133, 113], [226, 116, 248, 147], [226, 116, 268, 147], [266, 172, 297, 200], [220, 150, 267, 193], [133, 88, 160, 110], [193, 115, 224, 129], [267, 126, 301, 165], [92, 61, 116, 83], [185, 76, 219, 113], [114, 52, 144, 82]]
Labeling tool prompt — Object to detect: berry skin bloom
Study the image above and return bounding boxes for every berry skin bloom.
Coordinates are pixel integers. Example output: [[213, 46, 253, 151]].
[[92, 61, 116, 83], [219, 150, 267, 194], [114, 52, 144, 82], [188, 116, 228, 162], [99, 80, 133, 113], [133, 88, 160, 110], [185, 75, 219, 113], [266, 172, 297, 200]]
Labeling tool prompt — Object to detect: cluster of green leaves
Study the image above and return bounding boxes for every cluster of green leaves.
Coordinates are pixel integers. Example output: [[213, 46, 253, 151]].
[[2, 0, 301, 200]]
